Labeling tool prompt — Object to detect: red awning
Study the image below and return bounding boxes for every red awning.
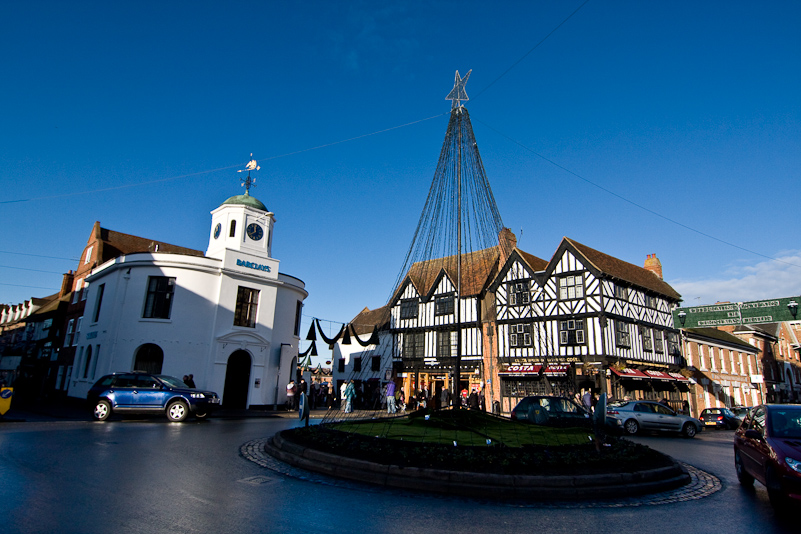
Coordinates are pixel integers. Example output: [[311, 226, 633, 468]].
[[669, 372, 690, 382], [544, 365, 569, 376], [643, 370, 674, 381], [610, 367, 650, 380]]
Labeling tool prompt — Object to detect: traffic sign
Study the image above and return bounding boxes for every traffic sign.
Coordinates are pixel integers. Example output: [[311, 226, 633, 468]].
[[673, 296, 800, 329]]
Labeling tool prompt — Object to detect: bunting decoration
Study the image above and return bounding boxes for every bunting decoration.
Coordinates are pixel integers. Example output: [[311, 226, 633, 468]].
[[304, 318, 380, 347]]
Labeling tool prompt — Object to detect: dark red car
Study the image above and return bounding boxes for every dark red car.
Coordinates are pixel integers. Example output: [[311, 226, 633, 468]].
[[733, 404, 801, 508]]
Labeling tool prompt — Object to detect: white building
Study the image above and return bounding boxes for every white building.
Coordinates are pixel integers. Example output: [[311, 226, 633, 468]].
[[67, 191, 307, 409]]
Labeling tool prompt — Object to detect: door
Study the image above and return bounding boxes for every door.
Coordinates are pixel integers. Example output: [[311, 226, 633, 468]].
[[223, 350, 251, 409], [653, 403, 682, 431], [633, 402, 660, 430], [110, 373, 139, 408], [134, 374, 169, 410]]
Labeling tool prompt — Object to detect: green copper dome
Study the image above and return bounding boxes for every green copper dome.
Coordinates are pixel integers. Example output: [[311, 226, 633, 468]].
[[221, 192, 267, 212]]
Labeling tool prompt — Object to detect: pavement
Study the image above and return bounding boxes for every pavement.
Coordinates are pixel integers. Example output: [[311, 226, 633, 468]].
[[0, 396, 332, 423]]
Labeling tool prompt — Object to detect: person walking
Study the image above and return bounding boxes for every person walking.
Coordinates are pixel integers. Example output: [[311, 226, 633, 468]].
[[286, 380, 296, 411], [386, 380, 397, 414], [343, 380, 356, 414]]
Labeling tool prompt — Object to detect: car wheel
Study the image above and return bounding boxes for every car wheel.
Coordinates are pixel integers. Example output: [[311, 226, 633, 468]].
[[93, 400, 112, 421], [766, 467, 788, 509], [195, 411, 208, 420], [734, 451, 754, 487], [166, 400, 189, 422], [682, 423, 697, 438], [623, 419, 639, 435]]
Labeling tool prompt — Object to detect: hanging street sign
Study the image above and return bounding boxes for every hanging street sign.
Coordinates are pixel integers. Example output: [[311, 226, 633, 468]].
[[673, 296, 801, 329]]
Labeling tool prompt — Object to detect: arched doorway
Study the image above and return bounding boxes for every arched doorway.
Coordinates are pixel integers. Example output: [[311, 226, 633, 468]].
[[223, 350, 251, 409], [133, 344, 164, 374]]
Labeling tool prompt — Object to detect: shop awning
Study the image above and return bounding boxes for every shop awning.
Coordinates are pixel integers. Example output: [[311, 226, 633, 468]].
[[643, 370, 673, 380], [668, 372, 690, 382], [610, 367, 650, 380]]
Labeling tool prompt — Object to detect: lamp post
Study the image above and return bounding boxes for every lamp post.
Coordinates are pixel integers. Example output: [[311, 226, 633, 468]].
[[677, 310, 687, 327], [788, 300, 798, 319]]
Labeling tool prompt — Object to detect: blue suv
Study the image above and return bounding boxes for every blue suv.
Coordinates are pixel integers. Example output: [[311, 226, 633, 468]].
[[88, 372, 220, 422]]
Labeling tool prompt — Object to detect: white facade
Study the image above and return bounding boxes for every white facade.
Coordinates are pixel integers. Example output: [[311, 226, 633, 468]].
[[67, 193, 307, 409]]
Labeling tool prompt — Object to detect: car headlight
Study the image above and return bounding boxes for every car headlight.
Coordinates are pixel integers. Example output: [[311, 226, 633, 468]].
[[190, 393, 206, 399], [786, 457, 801, 474]]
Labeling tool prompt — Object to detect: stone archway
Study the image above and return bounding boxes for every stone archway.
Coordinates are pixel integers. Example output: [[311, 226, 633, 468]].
[[133, 344, 164, 374], [223, 350, 252, 409]]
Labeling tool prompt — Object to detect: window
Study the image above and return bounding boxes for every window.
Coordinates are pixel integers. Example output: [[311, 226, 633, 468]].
[[293, 301, 302, 336], [65, 319, 75, 347], [614, 285, 628, 300], [143, 276, 176, 319], [229, 220, 236, 237], [667, 333, 680, 356], [371, 355, 381, 372], [92, 284, 105, 322], [403, 332, 425, 359], [615, 321, 630, 347], [84, 246, 93, 265], [560, 319, 585, 345], [83, 345, 93, 378], [510, 323, 533, 347], [73, 279, 83, 304], [509, 281, 530, 306], [559, 275, 584, 300], [435, 293, 455, 316], [353, 357, 362, 372], [641, 327, 653, 352], [400, 298, 419, 319], [337, 359, 345, 373], [644, 295, 656, 308], [234, 286, 260, 327], [81, 280, 88, 301], [437, 331, 454, 358], [654, 331, 664, 353], [74, 316, 82, 346]]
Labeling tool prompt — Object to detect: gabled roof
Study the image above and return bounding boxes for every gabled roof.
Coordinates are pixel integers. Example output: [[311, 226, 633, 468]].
[[350, 305, 391, 335], [684, 327, 758, 352], [398, 246, 501, 301], [96, 224, 204, 263], [733, 323, 780, 340], [560, 237, 682, 301], [518, 249, 549, 272]]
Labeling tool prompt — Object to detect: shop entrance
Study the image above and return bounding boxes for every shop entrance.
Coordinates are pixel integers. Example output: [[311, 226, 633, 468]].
[[223, 350, 251, 409]]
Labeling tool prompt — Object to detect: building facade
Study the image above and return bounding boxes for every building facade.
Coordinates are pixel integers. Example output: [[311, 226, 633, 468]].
[[66, 191, 307, 409]]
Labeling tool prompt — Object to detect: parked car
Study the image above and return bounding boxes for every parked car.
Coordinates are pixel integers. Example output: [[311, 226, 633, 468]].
[[606, 400, 703, 438], [510, 395, 622, 431], [699, 407, 741, 430], [733, 404, 801, 509], [88, 372, 220, 422], [732, 406, 752, 420]]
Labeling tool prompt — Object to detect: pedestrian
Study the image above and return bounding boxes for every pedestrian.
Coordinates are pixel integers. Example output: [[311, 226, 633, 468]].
[[344, 380, 356, 413], [340, 381, 347, 410], [440, 387, 451, 409], [659, 397, 670, 408], [185, 374, 196, 388], [286, 380, 296, 411], [582, 390, 592, 414], [468, 389, 479, 410], [398, 389, 406, 413], [478, 389, 486, 411], [386, 380, 397, 414]]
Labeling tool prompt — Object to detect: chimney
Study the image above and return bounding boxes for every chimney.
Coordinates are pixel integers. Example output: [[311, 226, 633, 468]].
[[644, 254, 663, 280], [498, 228, 517, 265], [60, 270, 75, 298]]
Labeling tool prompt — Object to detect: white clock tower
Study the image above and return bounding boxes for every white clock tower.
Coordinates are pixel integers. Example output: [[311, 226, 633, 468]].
[[206, 190, 275, 260]]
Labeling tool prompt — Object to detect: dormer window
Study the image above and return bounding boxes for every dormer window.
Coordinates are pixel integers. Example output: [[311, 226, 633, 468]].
[[400, 298, 419, 319], [509, 281, 530, 306], [559, 275, 584, 300], [435, 293, 455, 316]]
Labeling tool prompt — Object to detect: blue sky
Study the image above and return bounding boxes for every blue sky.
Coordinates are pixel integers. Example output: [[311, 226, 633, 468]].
[[2, 1, 800, 366]]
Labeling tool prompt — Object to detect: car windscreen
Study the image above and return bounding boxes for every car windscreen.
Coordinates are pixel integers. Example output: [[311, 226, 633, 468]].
[[769, 408, 801, 439], [157, 375, 189, 388]]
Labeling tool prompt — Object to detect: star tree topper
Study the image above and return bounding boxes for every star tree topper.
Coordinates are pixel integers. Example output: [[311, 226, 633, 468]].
[[446, 69, 471, 109]]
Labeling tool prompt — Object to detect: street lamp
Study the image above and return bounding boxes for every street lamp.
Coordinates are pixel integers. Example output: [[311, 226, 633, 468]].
[[677, 310, 687, 327], [788, 300, 798, 319]]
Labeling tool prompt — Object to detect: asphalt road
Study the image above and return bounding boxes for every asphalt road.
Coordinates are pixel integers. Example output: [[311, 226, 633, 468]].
[[0, 417, 796, 534]]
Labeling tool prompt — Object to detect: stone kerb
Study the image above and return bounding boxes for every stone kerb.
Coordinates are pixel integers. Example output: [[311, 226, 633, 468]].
[[265, 431, 691, 500]]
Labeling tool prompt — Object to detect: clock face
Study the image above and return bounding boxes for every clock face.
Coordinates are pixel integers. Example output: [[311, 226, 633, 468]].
[[213, 223, 221, 239], [246, 223, 264, 241]]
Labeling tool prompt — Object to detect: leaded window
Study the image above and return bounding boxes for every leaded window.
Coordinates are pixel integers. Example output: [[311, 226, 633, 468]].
[[400, 298, 419, 319], [559, 319, 585, 345], [437, 331, 454, 358], [435, 293, 455, 316], [509, 281, 530, 306], [403, 332, 425, 359], [667, 332, 680, 356], [559, 275, 584, 300], [509, 323, 533, 348], [641, 326, 653, 352], [614, 284, 628, 300], [615, 321, 631, 348]]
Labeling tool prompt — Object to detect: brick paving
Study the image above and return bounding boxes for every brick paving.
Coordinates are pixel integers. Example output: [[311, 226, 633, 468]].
[[240, 438, 722, 508]]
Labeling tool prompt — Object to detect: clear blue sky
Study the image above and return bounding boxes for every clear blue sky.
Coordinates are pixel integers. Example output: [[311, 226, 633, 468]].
[[2, 1, 800, 366]]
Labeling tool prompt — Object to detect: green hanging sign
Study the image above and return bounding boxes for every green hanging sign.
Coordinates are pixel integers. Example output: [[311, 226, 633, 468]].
[[673, 296, 800, 329]]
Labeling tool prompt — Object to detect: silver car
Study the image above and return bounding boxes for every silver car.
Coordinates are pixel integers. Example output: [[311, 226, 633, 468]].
[[607, 400, 703, 438]]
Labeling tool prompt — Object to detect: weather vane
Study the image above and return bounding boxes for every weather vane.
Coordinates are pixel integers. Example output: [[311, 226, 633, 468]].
[[446, 69, 471, 109], [238, 153, 260, 195]]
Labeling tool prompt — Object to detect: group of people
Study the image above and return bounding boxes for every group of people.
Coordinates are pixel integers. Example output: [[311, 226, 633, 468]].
[[181, 374, 196, 388], [286, 378, 334, 411]]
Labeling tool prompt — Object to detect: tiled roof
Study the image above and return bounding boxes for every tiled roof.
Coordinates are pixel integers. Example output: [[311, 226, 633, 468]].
[[350, 305, 391, 334], [684, 327, 758, 352], [565, 237, 682, 301], [518, 249, 549, 272], [404, 247, 500, 299], [98, 226, 204, 263]]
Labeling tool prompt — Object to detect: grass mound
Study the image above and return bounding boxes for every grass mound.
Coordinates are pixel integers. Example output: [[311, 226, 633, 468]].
[[282, 410, 671, 476]]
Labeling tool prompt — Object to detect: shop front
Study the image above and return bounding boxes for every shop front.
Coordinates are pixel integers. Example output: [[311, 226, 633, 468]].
[[498, 363, 572, 413], [609, 367, 691, 413]]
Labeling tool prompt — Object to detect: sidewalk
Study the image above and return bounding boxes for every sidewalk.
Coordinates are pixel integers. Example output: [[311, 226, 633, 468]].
[[0, 397, 330, 423]]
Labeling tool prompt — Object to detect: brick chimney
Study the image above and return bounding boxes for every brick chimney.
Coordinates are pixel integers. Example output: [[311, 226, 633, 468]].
[[644, 254, 663, 279], [498, 228, 517, 265], [60, 270, 75, 298]]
